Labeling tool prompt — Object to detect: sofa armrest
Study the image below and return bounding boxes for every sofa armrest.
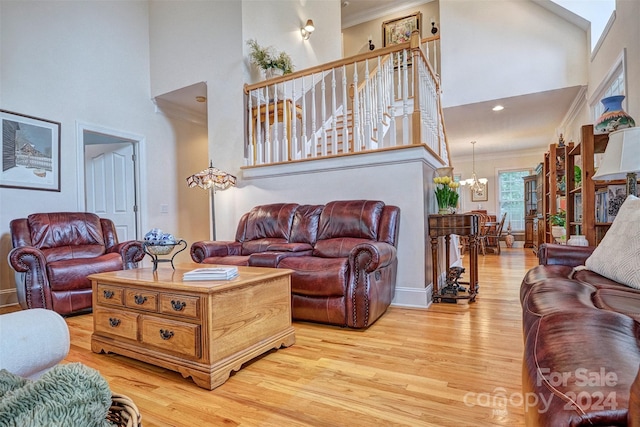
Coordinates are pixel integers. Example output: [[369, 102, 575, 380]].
[[348, 241, 396, 272], [345, 242, 397, 328], [8, 246, 53, 310], [537, 243, 595, 267], [107, 240, 145, 269], [190, 241, 242, 263]]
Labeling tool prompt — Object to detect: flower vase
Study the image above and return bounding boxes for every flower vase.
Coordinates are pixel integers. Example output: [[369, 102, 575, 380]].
[[595, 95, 636, 134], [264, 68, 285, 100], [438, 208, 449, 215]]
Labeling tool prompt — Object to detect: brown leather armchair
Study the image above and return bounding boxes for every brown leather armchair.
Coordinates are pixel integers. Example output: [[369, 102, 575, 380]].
[[9, 212, 145, 315]]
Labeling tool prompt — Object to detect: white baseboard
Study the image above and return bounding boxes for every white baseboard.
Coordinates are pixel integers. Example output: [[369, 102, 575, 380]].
[[391, 284, 433, 308]]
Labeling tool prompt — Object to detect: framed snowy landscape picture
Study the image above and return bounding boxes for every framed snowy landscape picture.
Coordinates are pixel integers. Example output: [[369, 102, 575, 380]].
[[1, 110, 60, 191]]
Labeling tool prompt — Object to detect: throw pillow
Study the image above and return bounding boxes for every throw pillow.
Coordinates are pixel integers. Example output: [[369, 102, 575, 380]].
[[585, 195, 640, 289]]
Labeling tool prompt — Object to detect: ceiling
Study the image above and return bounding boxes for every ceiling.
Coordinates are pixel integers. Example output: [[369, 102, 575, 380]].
[[155, 0, 585, 160], [341, 0, 586, 159]]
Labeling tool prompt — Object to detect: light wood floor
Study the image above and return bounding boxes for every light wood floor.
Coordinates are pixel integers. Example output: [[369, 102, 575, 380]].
[[13, 247, 538, 426]]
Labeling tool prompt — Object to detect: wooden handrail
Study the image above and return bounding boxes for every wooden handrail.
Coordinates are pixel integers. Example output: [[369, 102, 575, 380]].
[[244, 35, 441, 93]]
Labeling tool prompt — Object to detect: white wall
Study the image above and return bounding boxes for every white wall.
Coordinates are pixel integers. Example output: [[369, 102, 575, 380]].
[[341, 2, 440, 58], [439, 0, 588, 108], [0, 1, 176, 303], [242, 0, 343, 83], [563, 0, 639, 143]]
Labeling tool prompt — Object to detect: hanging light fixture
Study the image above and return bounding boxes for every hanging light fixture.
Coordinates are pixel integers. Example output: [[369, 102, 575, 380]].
[[460, 141, 488, 192]]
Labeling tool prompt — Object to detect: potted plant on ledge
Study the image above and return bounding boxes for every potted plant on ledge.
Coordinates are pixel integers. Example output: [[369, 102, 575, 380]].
[[246, 39, 294, 79], [549, 210, 566, 243]]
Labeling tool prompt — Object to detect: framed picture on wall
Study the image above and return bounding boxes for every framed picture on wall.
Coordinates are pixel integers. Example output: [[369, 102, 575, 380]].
[[1, 109, 61, 192], [382, 12, 422, 47], [471, 182, 488, 202]]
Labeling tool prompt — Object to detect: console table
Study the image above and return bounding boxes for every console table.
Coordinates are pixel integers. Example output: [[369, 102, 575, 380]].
[[428, 213, 479, 303]]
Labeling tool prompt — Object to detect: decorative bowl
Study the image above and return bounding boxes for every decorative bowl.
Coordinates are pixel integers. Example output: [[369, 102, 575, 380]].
[[144, 242, 177, 256]]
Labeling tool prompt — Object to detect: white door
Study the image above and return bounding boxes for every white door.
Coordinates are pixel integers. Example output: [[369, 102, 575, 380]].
[[85, 142, 137, 241]]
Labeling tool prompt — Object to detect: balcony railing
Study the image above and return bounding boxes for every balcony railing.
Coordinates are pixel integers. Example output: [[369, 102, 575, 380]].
[[243, 31, 449, 168]]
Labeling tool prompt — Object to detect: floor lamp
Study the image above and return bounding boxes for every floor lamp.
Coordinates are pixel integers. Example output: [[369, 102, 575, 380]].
[[186, 161, 237, 241], [592, 127, 640, 198]]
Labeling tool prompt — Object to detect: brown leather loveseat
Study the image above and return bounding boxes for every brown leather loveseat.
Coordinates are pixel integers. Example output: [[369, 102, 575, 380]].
[[520, 243, 640, 426], [191, 200, 400, 329], [9, 212, 145, 316]]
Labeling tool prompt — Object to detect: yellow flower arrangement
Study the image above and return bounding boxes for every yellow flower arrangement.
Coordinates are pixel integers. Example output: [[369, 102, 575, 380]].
[[434, 176, 460, 211]]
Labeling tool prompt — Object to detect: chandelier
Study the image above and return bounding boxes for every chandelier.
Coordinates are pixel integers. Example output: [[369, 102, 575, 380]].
[[460, 141, 487, 192]]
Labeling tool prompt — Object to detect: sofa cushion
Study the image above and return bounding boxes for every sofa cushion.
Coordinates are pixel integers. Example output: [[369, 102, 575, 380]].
[[242, 238, 288, 255], [243, 204, 298, 242], [290, 205, 324, 244], [524, 309, 640, 426], [278, 257, 348, 297], [593, 288, 640, 322], [585, 195, 640, 289], [313, 238, 372, 258], [27, 212, 105, 250], [317, 200, 384, 241], [46, 253, 123, 292]]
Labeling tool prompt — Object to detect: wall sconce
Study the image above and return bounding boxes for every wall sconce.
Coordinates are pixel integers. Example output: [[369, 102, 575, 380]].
[[368, 40, 375, 50], [301, 19, 315, 40]]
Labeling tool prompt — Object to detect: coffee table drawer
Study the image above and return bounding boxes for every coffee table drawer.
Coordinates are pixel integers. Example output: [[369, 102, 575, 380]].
[[94, 308, 138, 341], [97, 284, 124, 306], [140, 315, 200, 358], [159, 294, 200, 319], [125, 289, 158, 312]]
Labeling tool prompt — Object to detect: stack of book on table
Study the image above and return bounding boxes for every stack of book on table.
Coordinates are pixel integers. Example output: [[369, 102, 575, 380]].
[[183, 266, 239, 281]]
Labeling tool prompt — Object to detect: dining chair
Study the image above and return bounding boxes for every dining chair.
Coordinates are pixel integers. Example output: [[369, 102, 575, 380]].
[[484, 212, 507, 255]]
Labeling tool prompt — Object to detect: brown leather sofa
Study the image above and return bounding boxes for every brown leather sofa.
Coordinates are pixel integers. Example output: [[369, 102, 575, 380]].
[[191, 200, 400, 329], [9, 212, 145, 316], [521, 243, 640, 426]]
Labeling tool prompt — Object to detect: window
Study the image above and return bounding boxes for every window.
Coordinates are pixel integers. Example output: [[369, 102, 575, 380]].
[[498, 170, 531, 232], [591, 50, 626, 121]]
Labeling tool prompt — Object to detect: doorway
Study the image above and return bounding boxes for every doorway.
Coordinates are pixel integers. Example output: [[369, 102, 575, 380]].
[[77, 122, 144, 241]]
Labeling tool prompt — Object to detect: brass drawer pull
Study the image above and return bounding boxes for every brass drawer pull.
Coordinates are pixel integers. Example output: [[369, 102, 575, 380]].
[[103, 290, 114, 299], [134, 295, 148, 305], [109, 317, 121, 327], [159, 329, 174, 340], [171, 300, 186, 311]]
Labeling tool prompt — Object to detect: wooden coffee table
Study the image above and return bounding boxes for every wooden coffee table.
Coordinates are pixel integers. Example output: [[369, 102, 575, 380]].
[[89, 263, 295, 390]]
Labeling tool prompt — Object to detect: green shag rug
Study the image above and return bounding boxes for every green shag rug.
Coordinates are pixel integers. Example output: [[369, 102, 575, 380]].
[[0, 363, 113, 427]]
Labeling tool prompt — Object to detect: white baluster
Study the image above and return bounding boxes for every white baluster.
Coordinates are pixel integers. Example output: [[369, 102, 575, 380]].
[[321, 73, 327, 156], [290, 79, 297, 160], [377, 56, 384, 147], [387, 57, 397, 147], [402, 50, 410, 145], [363, 59, 372, 150], [301, 77, 308, 159], [341, 65, 349, 155], [331, 69, 337, 155], [311, 73, 317, 158], [353, 62, 360, 153]]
